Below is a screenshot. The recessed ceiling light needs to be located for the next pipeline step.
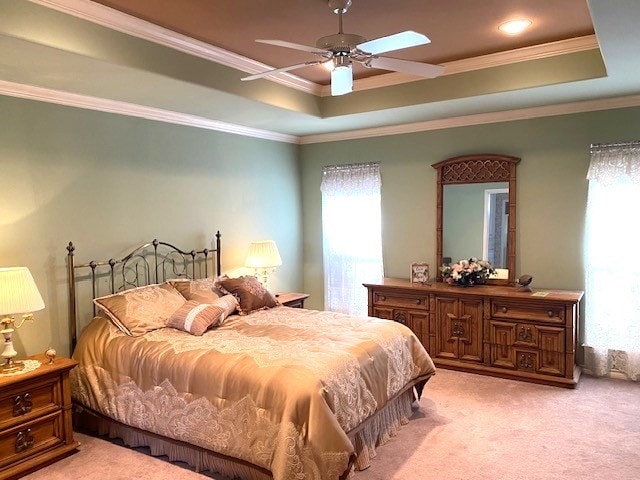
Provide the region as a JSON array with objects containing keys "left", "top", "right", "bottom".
[{"left": 498, "top": 19, "right": 532, "bottom": 35}]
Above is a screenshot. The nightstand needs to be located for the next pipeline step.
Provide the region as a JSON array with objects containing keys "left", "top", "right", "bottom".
[
  {"left": 276, "top": 293, "right": 310, "bottom": 308},
  {"left": 0, "top": 354, "right": 79, "bottom": 479}
]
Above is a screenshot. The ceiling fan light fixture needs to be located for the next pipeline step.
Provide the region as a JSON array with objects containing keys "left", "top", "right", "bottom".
[
  {"left": 331, "top": 61, "right": 353, "bottom": 96},
  {"left": 498, "top": 19, "right": 532, "bottom": 35}
]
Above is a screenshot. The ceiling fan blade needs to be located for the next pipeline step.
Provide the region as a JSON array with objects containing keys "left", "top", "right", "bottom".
[
  {"left": 256, "top": 39, "right": 327, "bottom": 56},
  {"left": 331, "top": 64, "right": 353, "bottom": 96},
  {"left": 357, "top": 31, "right": 430, "bottom": 55},
  {"left": 241, "top": 61, "right": 324, "bottom": 81},
  {"left": 366, "top": 57, "right": 444, "bottom": 78}
]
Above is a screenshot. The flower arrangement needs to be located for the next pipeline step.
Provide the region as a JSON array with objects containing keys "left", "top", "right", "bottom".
[{"left": 441, "top": 258, "right": 496, "bottom": 287}]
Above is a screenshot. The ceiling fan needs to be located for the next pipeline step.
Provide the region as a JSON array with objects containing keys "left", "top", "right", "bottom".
[{"left": 241, "top": 0, "right": 445, "bottom": 96}]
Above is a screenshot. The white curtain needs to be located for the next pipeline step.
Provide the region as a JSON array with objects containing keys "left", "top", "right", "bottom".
[
  {"left": 584, "top": 141, "right": 640, "bottom": 380},
  {"left": 321, "top": 163, "right": 383, "bottom": 315}
]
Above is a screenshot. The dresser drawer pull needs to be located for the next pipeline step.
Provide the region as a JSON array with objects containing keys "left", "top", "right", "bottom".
[
  {"left": 379, "top": 295, "right": 386, "bottom": 301},
  {"left": 13, "top": 393, "right": 33, "bottom": 417},
  {"left": 393, "top": 311, "right": 407, "bottom": 325},
  {"left": 517, "top": 327, "right": 533, "bottom": 342},
  {"left": 15, "top": 428, "right": 35, "bottom": 453},
  {"left": 452, "top": 323, "right": 465, "bottom": 337},
  {"left": 501, "top": 307, "right": 508, "bottom": 313},
  {"left": 415, "top": 299, "right": 421, "bottom": 305},
  {"left": 547, "top": 310, "right": 554, "bottom": 317},
  {"left": 517, "top": 353, "right": 535, "bottom": 370}
]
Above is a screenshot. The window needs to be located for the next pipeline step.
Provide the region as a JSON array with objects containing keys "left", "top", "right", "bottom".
[
  {"left": 321, "top": 163, "right": 383, "bottom": 315},
  {"left": 584, "top": 141, "right": 640, "bottom": 380}
]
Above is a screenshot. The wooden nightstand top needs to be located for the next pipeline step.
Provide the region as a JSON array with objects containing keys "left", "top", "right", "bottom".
[
  {"left": 276, "top": 292, "right": 310, "bottom": 308},
  {"left": 0, "top": 354, "right": 77, "bottom": 388}
]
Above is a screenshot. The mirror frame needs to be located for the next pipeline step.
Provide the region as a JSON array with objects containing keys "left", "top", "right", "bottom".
[{"left": 432, "top": 153, "right": 520, "bottom": 286}]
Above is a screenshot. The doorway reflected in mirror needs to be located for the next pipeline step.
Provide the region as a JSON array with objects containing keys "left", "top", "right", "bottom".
[{"left": 483, "top": 188, "right": 509, "bottom": 270}]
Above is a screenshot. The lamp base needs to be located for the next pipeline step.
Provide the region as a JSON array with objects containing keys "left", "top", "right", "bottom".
[{"left": 1, "top": 358, "right": 25, "bottom": 373}]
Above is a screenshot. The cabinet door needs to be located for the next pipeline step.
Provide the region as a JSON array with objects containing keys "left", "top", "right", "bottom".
[
  {"left": 435, "top": 296, "right": 483, "bottom": 363},
  {"left": 489, "top": 320, "right": 517, "bottom": 369},
  {"left": 434, "top": 297, "right": 458, "bottom": 360},
  {"left": 537, "top": 326, "right": 566, "bottom": 376},
  {"left": 407, "top": 311, "right": 429, "bottom": 350},
  {"left": 372, "top": 307, "right": 428, "bottom": 348},
  {"left": 457, "top": 298, "right": 484, "bottom": 362}
]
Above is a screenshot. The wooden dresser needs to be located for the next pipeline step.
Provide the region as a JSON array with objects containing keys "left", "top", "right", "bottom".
[
  {"left": 364, "top": 278, "right": 583, "bottom": 388},
  {"left": 0, "top": 354, "right": 79, "bottom": 479}
]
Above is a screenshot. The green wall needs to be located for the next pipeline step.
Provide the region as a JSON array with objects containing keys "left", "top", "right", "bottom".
[
  {"left": 0, "top": 96, "right": 302, "bottom": 357},
  {"left": 4, "top": 94, "right": 640, "bottom": 360},
  {"left": 300, "top": 106, "right": 640, "bottom": 313}
]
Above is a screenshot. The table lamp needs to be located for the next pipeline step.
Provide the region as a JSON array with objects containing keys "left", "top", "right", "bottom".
[
  {"left": 0, "top": 267, "right": 45, "bottom": 372},
  {"left": 245, "top": 240, "right": 282, "bottom": 289}
]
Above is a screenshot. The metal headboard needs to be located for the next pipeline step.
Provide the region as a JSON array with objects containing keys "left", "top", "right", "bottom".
[{"left": 66, "top": 231, "right": 222, "bottom": 354}]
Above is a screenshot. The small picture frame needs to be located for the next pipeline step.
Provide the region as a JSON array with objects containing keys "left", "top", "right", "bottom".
[{"left": 410, "top": 262, "right": 430, "bottom": 284}]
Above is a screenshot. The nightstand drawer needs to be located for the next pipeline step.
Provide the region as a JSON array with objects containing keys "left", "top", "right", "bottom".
[
  {"left": 491, "top": 300, "right": 565, "bottom": 324},
  {"left": 0, "top": 411, "right": 64, "bottom": 469},
  {"left": 0, "top": 376, "right": 60, "bottom": 431},
  {"left": 373, "top": 292, "right": 428, "bottom": 310}
]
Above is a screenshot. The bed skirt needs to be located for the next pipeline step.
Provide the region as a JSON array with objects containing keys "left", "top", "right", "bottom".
[{"left": 73, "top": 379, "right": 427, "bottom": 480}]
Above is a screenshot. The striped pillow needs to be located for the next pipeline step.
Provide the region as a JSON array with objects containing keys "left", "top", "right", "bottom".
[{"left": 167, "top": 294, "right": 238, "bottom": 335}]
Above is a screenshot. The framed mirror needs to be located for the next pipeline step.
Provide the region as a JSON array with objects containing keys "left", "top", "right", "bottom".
[{"left": 432, "top": 153, "right": 520, "bottom": 286}]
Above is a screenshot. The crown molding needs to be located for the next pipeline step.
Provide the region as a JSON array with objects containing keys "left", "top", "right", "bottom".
[
  {"left": 0, "top": 80, "right": 299, "bottom": 144},
  {"left": 28, "top": 0, "right": 323, "bottom": 95},
  {"left": 3, "top": 78, "right": 639, "bottom": 146},
  {"left": 3, "top": 79, "right": 639, "bottom": 146},
  {"left": 29, "top": 0, "right": 598, "bottom": 99},
  {"left": 320, "top": 35, "right": 600, "bottom": 96},
  {"left": 299, "top": 94, "right": 640, "bottom": 144}
]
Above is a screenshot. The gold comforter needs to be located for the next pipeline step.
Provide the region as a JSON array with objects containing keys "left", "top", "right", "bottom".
[{"left": 71, "top": 306, "right": 435, "bottom": 480}]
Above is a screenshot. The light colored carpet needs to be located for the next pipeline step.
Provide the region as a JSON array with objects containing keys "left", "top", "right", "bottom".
[{"left": 24, "top": 369, "right": 640, "bottom": 480}]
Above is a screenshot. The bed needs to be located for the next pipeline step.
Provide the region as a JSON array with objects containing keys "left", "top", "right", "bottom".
[{"left": 66, "top": 232, "right": 436, "bottom": 480}]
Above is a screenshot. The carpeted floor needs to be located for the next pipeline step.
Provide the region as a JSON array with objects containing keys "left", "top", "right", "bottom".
[{"left": 24, "top": 369, "right": 640, "bottom": 480}]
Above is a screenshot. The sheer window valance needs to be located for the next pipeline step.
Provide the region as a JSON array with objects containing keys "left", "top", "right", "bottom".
[
  {"left": 587, "top": 141, "right": 640, "bottom": 185},
  {"left": 321, "top": 163, "right": 382, "bottom": 196}
]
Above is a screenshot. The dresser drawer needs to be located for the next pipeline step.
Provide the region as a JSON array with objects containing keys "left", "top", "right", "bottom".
[
  {"left": 490, "top": 346, "right": 566, "bottom": 376},
  {"left": 491, "top": 300, "right": 565, "bottom": 324},
  {"left": 515, "top": 348, "right": 565, "bottom": 376},
  {"left": 489, "top": 321, "right": 565, "bottom": 353},
  {"left": 0, "top": 411, "right": 64, "bottom": 469},
  {"left": 372, "top": 291, "right": 428, "bottom": 310},
  {"left": 0, "top": 376, "right": 60, "bottom": 432}
]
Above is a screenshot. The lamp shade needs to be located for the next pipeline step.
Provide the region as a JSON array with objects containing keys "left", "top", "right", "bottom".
[
  {"left": 0, "top": 267, "right": 45, "bottom": 315},
  {"left": 245, "top": 241, "right": 282, "bottom": 269}
]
